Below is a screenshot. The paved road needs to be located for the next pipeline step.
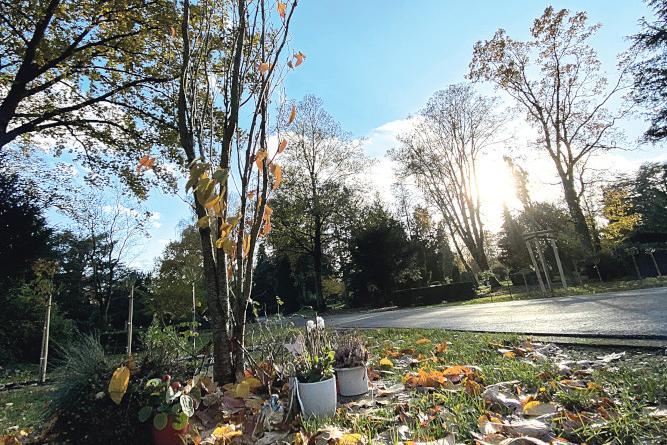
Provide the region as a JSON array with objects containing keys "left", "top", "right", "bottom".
[{"left": 325, "top": 287, "right": 667, "bottom": 339}]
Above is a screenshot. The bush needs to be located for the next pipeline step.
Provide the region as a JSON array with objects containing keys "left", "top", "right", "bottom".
[
  {"left": 392, "top": 282, "right": 476, "bottom": 307},
  {"left": 47, "top": 333, "right": 190, "bottom": 444}
]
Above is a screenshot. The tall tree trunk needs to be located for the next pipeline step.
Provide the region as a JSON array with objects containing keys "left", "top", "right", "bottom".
[
  {"left": 313, "top": 221, "right": 325, "bottom": 311},
  {"left": 560, "top": 175, "right": 594, "bottom": 254}
]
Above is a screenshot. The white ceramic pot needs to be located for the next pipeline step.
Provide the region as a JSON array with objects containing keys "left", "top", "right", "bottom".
[
  {"left": 334, "top": 366, "right": 368, "bottom": 396},
  {"left": 296, "top": 376, "right": 337, "bottom": 418}
]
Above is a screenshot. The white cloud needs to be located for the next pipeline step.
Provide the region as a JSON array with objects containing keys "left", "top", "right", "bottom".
[{"left": 149, "top": 211, "right": 162, "bottom": 229}]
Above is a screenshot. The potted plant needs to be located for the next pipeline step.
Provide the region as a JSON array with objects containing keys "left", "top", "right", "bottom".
[
  {"left": 333, "top": 335, "right": 369, "bottom": 396},
  {"left": 287, "top": 316, "right": 337, "bottom": 418},
  {"left": 137, "top": 374, "right": 198, "bottom": 445}
]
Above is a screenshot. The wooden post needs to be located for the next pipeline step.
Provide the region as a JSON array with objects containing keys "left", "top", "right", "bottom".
[
  {"left": 192, "top": 281, "right": 197, "bottom": 349},
  {"left": 126, "top": 284, "right": 134, "bottom": 357},
  {"left": 525, "top": 239, "right": 546, "bottom": 294},
  {"left": 630, "top": 252, "right": 642, "bottom": 280},
  {"left": 38, "top": 291, "right": 53, "bottom": 383},
  {"left": 647, "top": 249, "right": 662, "bottom": 277},
  {"left": 549, "top": 238, "right": 568, "bottom": 288},
  {"left": 536, "top": 244, "right": 552, "bottom": 293}
]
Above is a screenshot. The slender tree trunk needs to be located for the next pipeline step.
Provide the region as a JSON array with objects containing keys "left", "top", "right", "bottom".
[{"left": 560, "top": 174, "right": 594, "bottom": 254}]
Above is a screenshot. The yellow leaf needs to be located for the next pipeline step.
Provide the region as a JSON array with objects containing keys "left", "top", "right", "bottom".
[
  {"left": 261, "top": 204, "right": 273, "bottom": 236},
  {"left": 523, "top": 401, "right": 558, "bottom": 416},
  {"left": 435, "top": 342, "right": 449, "bottom": 353},
  {"left": 243, "top": 234, "right": 251, "bottom": 257},
  {"left": 212, "top": 424, "right": 242, "bottom": 440},
  {"left": 108, "top": 366, "right": 130, "bottom": 405},
  {"left": 503, "top": 351, "right": 517, "bottom": 359},
  {"left": 277, "top": 139, "right": 288, "bottom": 154},
  {"left": 197, "top": 216, "right": 209, "bottom": 228},
  {"left": 379, "top": 357, "right": 393, "bottom": 369},
  {"left": 415, "top": 338, "right": 430, "bottom": 345},
  {"left": 255, "top": 149, "right": 268, "bottom": 171},
  {"left": 204, "top": 194, "right": 221, "bottom": 209},
  {"left": 288, "top": 104, "right": 297, "bottom": 125},
  {"left": 242, "top": 376, "right": 263, "bottom": 390},
  {"left": 339, "top": 433, "right": 364, "bottom": 445},
  {"left": 271, "top": 164, "right": 282, "bottom": 190},
  {"left": 277, "top": 1, "right": 286, "bottom": 18}
]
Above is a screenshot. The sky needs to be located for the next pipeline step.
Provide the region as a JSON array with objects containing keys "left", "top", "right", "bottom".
[{"left": 44, "top": 0, "right": 667, "bottom": 270}]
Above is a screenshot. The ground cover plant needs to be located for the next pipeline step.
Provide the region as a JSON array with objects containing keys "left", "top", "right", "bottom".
[{"left": 1, "top": 326, "right": 666, "bottom": 444}]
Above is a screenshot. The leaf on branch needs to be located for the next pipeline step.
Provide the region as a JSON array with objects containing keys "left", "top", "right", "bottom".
[
  {"left": 197, "top": 216, "right": 209, "bottom": 228},
  {"left": 255, "top": 150, "right": 268, "bottom": 171},
  {"left": 203, "top": 194, "right": 221, "bottom": 209},
  {"left": 136, "top": 155, "right": 155, "bottom": 174},
  {"left": 258, "top": 62, "right": 271, "bottom": 74},
  {"left": 271, "top": 164, "right": 282, "bottom": 190},
  {"left": 261, "top": 204, "right": 273, "bottom": 236},
  {"left": 243, "top": 234, "right": 251, "bottom": 257},
  {"left": 295, "top": 52, "right": 306, "bottom": 67},
  {"left": 288, "top": 104, "right": 297, "bottom": 125},
  {"left": 278, "top": 139, "right": 288, "bottom": 154},
  {"left": 247, "top": 190, "right": 256, "bottom": 200},
  {"left": 277, "top": 2, "right": 287, "bottom": 18}
]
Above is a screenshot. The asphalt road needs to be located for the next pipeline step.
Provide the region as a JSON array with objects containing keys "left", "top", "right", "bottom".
[{"left": 324, "top": 287, "right": 667, "bottom": 339}]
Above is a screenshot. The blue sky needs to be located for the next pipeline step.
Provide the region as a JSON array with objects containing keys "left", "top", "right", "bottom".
[{"left": 45, "top": 0, "right": 666, "bottom": 270}]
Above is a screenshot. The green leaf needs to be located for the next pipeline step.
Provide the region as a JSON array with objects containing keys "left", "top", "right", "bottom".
[
  {"left": 197, "top": 216, "right": 209, "bottom": 228},
  {"left": 145, "top": 378, "right": 161, "bottom": 388},
  {"left": 153, "top": 412, "right": 168, "bottom": 431},
  {"left": 171, "top": 411, "right": 188, "bottom": 431},
  {"left": 212, "top": 167, "right": 229, "bottom": 184},
  {"left": 138, "top": 406, "right": 152, "bottom": 422}
]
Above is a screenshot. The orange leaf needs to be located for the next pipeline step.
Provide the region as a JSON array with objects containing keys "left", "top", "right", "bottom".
[
  {"left": 136, "top": 155, "right": 155, "bottom": 174},
  {"left": 255, "top": 150, "right": 268, "bottom": 171},
  {"left": 294, "top": 51, "right": 306, "bottom": 67},
  {"left": 277, "top": 1, "right": 286, "bottom": 18},
  {"left": 415, "top": 338, "right": 430, "bottom": 345},
  {"left": 287, "top": 104, "right": 297, "bottom": 125},
  {"left": 261, "top": 204, "right": 273, "bottom": 236},
  {"left": 271, "top": 164, "right": 282, "bottom": 190},
  {"left": 247, "top": 190, "right": 256, "bottom": 200},
  {"left": 435, "top": 342, "right": 449, "bottom": 354},
  {"left": 277, "top": 139, "right": 288, "bottom": 154},
  {"left": 243, "top": 234, "right": 250, "bottom": 257},
  {"left": 258, "top": 62, "right": 271, "bottom": 74}
]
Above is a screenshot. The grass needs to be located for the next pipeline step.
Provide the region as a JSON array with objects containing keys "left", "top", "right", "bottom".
[
  {"left": 2, "top": 328, "right": 666, "bottom": 443},
  {"left": 458, "top": 276, "right": 667, "bottom": 306}
]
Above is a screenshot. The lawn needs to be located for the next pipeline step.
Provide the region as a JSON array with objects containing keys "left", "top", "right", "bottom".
[
  {"left": 2, "top": 328, "right": 666, "bottom": 444},
  {"left": 459, "top": 276, "right": 667, "bottom": 307}
]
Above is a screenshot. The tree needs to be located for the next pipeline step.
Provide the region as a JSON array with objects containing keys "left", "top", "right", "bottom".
[
  {"left": 392, "top": 84, "right": 502, "bottom": 272},
  {"left": 271, "top": 95, "right": 367, "bottom": 310},
  {"left": 150, "top": 225, "right": 204, "bottom": 322},
  {"left": 0, "top": 165, "right": 53, "bottom": 289},
  {"left": 176, "top": 0, "right": 298, "bottom": 382},
  {"left": 346, "top": 200, "right": 417, "bottom": 308},
  {"left": 470, "top": 6, "right": 630, "bottom": 255},
  {"left": 498, "top": 205, "right": 530, "bottom": 271},
  {"left": 629, "top": 162, "right": 667, "bottom": 236},
  {"left": 0, "top": 0, "right": 178, "bottom": 178},
  {"left": 600, "top": 184, "right": 641, "bottom": 249},
  {"left": 631, "top": 0, "right": 667, "bottom": 141}
]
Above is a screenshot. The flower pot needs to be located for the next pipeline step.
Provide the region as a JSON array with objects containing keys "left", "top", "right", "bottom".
[
  {"left": 334, "top": 366, "right": 368, "bottom": 396},
  {"left": 296, "top": 376, "right": 337, "bottom": 418},
  {"left": 151, "top": 416, "right": 189, "bottom": 445}
]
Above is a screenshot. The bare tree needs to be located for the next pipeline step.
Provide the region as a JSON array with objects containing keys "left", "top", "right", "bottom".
[
  {"left": 271, "top": 95, "right": 367, "bottom": 311},
  {"left": 392, "top": 84, "right": 502, "bottom": 272},
  {"left": 176, "top": 0, "right": 298, "bottom": 382},
  {"left": 469, "top": 6, "right": 631, "bottom": 254}
]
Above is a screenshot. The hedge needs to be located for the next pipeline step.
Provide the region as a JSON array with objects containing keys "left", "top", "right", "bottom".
[{"left": 392, "top": 282, "right": 476, "bottom": 307}]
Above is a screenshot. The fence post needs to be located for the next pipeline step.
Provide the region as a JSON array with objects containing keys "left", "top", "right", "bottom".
[{"left": 126, "top": 284, "right": 134, "bottom": 357}]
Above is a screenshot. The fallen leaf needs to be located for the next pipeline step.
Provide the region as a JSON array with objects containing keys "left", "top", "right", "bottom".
[
  {"left": 522, "top": 401, "right": 558, "bottom": 417},
  {"left": 379, "top": 357, "right": 394, "bottom": 369},
  {"left": 108, "top": 366, "right": 130, "bottom": 405},
  {"left": 416, "top": 338, "right": 431, "bottom": 345}
]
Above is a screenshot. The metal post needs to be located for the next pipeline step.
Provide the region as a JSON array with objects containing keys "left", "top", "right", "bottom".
[
  {"left": 549, "top": 238, "right": 568, "bottom": 288},
  {"left": 525, "top": 239, "right": 546, "bottom": 294},
  {"left": 536, "top": 243, "right": 552, "bottom": 293},
  {"left": 192, "top": 281, "right": 197, "bottom": 349},
  {"left": 38, "top": 291, "right": 53, "bottom": 383},
  {"left": 127, "top": 284, "right": 134, "bottom": 357}
]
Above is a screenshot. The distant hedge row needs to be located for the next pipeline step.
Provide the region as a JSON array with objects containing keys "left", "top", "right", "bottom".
[{"left": 392, "top": 282, "right": 476, "bottom": 307}]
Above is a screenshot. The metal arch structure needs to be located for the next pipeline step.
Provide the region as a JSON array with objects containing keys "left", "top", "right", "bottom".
[{"left": 522, "top": 230, "right": 568, "bottom": 295}]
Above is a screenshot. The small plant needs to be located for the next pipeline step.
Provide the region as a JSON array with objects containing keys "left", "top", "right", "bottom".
[
  {"left": 287, "top": 316, "right": 334, "bottom": 383},
  {"left": 137, "top": 374, "right": 199, "bottom": 432},
  {"left": 333, "top": 335, "right": 369, "bottom": 369}
]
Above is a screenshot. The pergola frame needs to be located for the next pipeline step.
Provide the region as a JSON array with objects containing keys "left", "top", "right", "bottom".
[{"left": 523, "top": 230, "right": 567, "bottom": 294}]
